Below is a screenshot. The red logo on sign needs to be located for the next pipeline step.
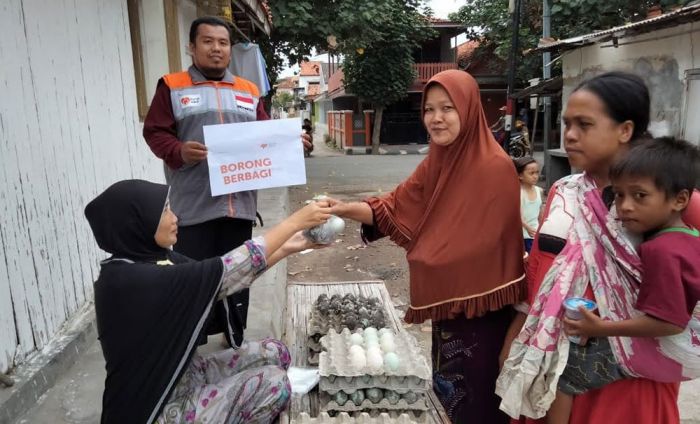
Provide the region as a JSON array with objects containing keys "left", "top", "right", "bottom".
[{"left": 180, "top": 97, "right": 190, "bottom": 105}]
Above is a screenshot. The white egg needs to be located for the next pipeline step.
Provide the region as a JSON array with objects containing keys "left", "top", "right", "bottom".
[
  {"left": 349, "top": 333, "right": 364, "bottom": 346},
  {"left": 384, "top": 352, "right": 400, "bottom": 371},
  {"left": 327, "top": 215, "right": 346, "bottom": 234},
  {"left": 349, "top": 345, "right": 364, "bottom": 356},
  {"left": 380, "top": 337, "right": 396, "bottom": 353},
  {"left": 377, "top": 328, "right": 393, "bottom": 337},
  {"left": 366, "top": 350, "right": 384, "bottom": 369},
  {"left": 350, "top": 349, "right": 367, "bottom": 369},
  {"left": 366, "top": 346, "right": 382, "bottom": 358},
  {"left": 363, "top": 327, "right": 378, "bottom": 340},
  {"left": 379, "top": 332, "right": 394, "bottom": 343},
  {"left": 364, "top": 338, "right": 379, "bottom": 349}
]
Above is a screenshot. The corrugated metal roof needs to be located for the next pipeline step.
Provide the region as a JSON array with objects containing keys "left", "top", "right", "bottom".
[{"left": 526, "top": 2, "right": 700, "bottom": 55}]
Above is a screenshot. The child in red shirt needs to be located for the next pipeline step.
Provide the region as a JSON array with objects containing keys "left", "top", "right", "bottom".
[{"left": 548, "top": 136, "right": 700, "bottom": 424}]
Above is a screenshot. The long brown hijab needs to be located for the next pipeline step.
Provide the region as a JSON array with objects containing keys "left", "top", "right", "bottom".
[{"left": 365, "top": 70, "right": 525, "bottom": 323}]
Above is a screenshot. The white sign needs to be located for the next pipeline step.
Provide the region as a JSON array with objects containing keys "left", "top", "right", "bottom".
[{"left": 204, "top": 118, "right": 306, "bottom": 196}]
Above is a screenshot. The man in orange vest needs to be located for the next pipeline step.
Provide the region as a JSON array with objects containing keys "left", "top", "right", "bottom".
[{"left": 143, "top": 16, "right": 311, "bottom": 347}]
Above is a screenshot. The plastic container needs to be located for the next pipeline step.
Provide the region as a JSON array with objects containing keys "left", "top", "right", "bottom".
[{"left": 562, "top": 297, "right": 597, "bottom": 344}]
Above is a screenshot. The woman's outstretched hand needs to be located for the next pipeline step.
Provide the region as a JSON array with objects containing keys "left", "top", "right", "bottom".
[
  {"left": 326, "top": 197, "right": 347, "bottom": 217},
  {"left": 281, "top": 231, "right": 329, "bottom": 254},
  {"left": 327, "top": 197, "right": 374, "bottom": 225},
  {"left": 288, "top": 200, "right": 332, "bottom": 231}
]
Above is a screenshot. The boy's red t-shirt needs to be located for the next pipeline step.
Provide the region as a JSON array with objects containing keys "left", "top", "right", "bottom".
[{"left": 637, "top": 229, "right": 700, "bottom": 328}]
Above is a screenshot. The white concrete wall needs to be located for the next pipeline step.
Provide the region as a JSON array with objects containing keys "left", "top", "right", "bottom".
[
  {"left": 177, "top": 0, "right": 197, "bottom": 72},
  {"left": 561, "top": 22, "right": 700, "bottom": 141},
  {"left": 139, "top": 0, "right": 171, "bottom": 102},
  {"left": 0, "top": 0, "right": 162, "bottom": 373}
]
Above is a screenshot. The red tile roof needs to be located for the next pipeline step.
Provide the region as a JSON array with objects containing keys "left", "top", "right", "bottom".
[
  {"left": 300, "top": 61, "right": 322, "bottom": 76},
  {"left": 276, "top": 76, "right": 298, "bottom": 90},
  {"left": 457, "top": 40, "right": 480, "bottom": 62},
  {"left": 456, "top": 40, "right": 506, "bottom": 75}
]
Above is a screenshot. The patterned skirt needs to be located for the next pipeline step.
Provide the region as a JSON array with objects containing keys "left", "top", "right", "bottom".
[
  {"left": 432, "top": 308, "right": 513, "bottom": 424},
  {"left": 156, "top": 338, "right": 292, "bottom": 423}
]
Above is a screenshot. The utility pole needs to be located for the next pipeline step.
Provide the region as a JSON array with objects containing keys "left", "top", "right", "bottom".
[
  {"left": 505, "top": 0, "right": 522, "bottom": 141},
  {"left": 543, "top": 0, "right": 552, "bottom": 163}
]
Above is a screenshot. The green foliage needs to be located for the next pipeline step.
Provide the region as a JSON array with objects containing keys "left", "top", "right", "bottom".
[
  {"left": 343, "top": 45, "right": 417, "bottom": 107},
  {"left": 449, "top": 0, "right": 690, "bottom": 82},
  {"left": 272, "top": 91, "right": 294, "bottom": 109},
  {"left": 270, "top": 0, "right": 435, "bottom": 106}
]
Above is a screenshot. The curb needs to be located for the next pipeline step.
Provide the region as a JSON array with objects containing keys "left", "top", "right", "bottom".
[
  {"left": 0, "top": 305, "right": 96, "bottom": 424},
  {"left": 244, "top": 186, "right": 290, "bottom": 341}
]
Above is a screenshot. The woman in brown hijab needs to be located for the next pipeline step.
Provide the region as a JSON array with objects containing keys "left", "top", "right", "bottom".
[{"left": 329, "top": 70, "right": 525, "bottom": 423}]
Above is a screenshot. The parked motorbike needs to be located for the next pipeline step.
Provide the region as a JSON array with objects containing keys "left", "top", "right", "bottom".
[
  {"left": 507, "top": 132, "right": 530, "bottom": 159},
  {"left": 492, "top": 129, "right": 531, "bottom": 159}
]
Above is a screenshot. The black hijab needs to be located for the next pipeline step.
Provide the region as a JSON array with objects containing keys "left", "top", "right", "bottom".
[{"left": 85, "top": 180, "right": 224, "bottom": 424}]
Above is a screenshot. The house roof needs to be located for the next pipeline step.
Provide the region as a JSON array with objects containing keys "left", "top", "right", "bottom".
[
  {"left": 456, "top": 40, "right": 507, "bottom": 77},
  {"left": 457, "top": 40, "right": 480, "bottom": 62},
  {"left": 527, "top": 2, "right": 700, "bottom": 55},
  {"left": 275, "top": 76, "right": 298, "bottom": 90},
  {"left": 511, "top": 76, "right": 563, "bottom": 99},
  {"left": 235, "top": 0, "right": 272, "bottom": 35},
  {"left": 300, "top": 61, "right": 322, "bottom": 76}
]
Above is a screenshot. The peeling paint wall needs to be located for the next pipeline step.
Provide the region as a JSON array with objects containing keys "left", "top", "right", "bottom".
[
  {"left": 0, "top": 0, "right": 162, "bottom": 372},
  {"left": 561, "top": 22, "right": 700, "bottom": 141}
]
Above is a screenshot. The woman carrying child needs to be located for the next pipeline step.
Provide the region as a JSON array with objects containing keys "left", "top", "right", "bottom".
[
  {"left": 496, "top": 71, "right": 700, "bottom": 424},
  {"left": 547, "top": 136, "right": 700, "bottom": 423}
]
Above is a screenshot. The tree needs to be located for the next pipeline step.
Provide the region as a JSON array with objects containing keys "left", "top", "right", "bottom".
[
  {"left": 449, "top": 0, "right": 689, "bottom": 83},
  {"left": 272, "top": 91, "right": 294, "bottom": 111},
  {"left": 269, "top": 0, "right": 435, "bottom": 153}
]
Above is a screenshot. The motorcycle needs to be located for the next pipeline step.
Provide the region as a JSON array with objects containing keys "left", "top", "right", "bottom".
[
  {"left": 507, "top": 132, "right": 530, "bottom": 159},
  {"left": 492, "top": 129, "right": 531, "bottom": 159}
]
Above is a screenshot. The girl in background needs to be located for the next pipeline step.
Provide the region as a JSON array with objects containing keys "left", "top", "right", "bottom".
[{"left": 514, "top": 157, "right": 543, "bottom": 252}]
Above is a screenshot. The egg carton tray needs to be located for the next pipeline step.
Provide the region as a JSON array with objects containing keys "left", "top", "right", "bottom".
[
  {"left": 308, "top": 294, "right": 387, "bottom": 336},
  {"left": 308, "top": 311, "right": 387, "bottom": 337},
  {"left": 291, "top": 411, "right": 426, "bottom": 424},
  {"left": 319, "top": 376, "right": 430, "bottom": 395},
  {"left": 319, "top": 329, "right": 431, "bottom": 380},
  {"left": 319, "top": 391, "right": 429, "bottom": 413}
]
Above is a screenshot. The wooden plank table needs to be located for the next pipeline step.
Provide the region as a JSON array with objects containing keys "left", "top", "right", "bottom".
[{"left": 280, "top": 280, "right": 450, "bottom": 423}]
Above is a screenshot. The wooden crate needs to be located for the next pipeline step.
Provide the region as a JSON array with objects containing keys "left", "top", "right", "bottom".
[{"left": 280, "top": 280, "right": 450, "bottom": 424}]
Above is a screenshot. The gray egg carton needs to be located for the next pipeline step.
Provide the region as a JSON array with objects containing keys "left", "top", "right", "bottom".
[
  {"left": 319, "top": 391, "right": 429, "bottom": 412},
  {"left": 319, "top": 329, "right": 431, "bottom": 379},
  {"left": 291, "top": 411, "right": 425, "bottom": 424},
  {"left": 308, "top": 294, "right": 387, "bottom": 337},
  {"left": 320, "top": 375, "right": 429, "bottom": 395}
]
